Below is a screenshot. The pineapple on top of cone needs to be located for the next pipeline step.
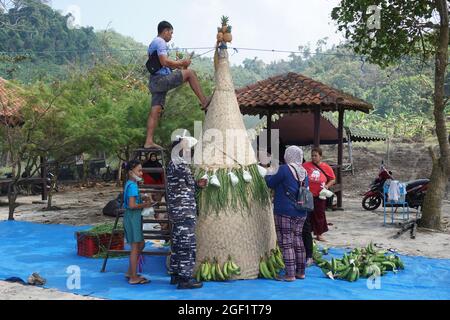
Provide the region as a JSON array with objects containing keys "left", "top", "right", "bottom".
[{"left": 217, "top": 15, "right": 232, "bottom": 44}]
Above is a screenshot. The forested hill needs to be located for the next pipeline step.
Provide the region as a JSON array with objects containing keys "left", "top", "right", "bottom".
[
  {"left": 0, "top": 0, "right": 146, "bottom": 82},
  {"left": 0, "top": 0, "right": 444, "bottom": 123}
]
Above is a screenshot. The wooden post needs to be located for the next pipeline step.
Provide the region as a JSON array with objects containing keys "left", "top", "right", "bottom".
[
  {"left": 257, "top": 113, "right": 263, "bottom": 154},
  {"left": 40, "top": 156, "right": 48, "bottom": 201},
  {"left": 267, "top": 110, "right": 272, "bottom": 154},
  {"left": 347, "top": 132, "right": 354, "bottom": 175},
  {"left": 337, "top": 106, "right": 344, "bottom": 209},
  {"left": 314, "top": 108, "right": 321, "bottom": 147}
]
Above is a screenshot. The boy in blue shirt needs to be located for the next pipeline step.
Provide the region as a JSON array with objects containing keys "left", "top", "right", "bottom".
[{"left": 145, "top": 21, "right": 211, "bottom": 149}]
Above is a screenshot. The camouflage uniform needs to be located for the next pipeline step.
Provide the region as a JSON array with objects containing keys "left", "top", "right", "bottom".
[{"left": 166, "top": 159, "right": 197, "bottom": 278}]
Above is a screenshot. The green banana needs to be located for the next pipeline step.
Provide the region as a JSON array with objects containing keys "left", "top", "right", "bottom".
[
  {"left": 361, "top": 265, "right": 369, "bottom": 278},
  {"left": 274, "top": 254, "right": 285, "bottom": 269},
  {"left": 394, "top": 256, "right": 405, "bottom": 270},
  {"left": 270, "top": 252, "right": 279, "bottom": 269},
  {"left": 336, "top": 266, "right": 352, "bottom": 280},
  {"left": 215, "top": 260, "right": 226, "bottom": 281},
  {"left": 259, "top": 258, "right": 273, "bottom": 279},
  {"left": 201, "top": 262, "right": 209, "bottom": 280},
  {"left": 331, "top": 258, "right": 338, "bottom": 273},
  {"left": 347, "top": 265, "right": 359, "bottom": 282},
  {"left": 229, "top": 259, "right": 240, "bottom": 274},
  {"left": 205, "top": 261, "right": 212, "bottom": 281},
  {"left": 321, "top": 268, "right": 334, "bottom": 279},
  {"left": 211, "top": 261, "right": 217, "bottom": 281},
  {"left": 196, "top": 268, "right": 202, "bottom": 282},
  {"left": 381, "top": 261, "right": 397, "bottom": 272},
  {"left": 266, "top": 254, "right": 277, "bottom": 278},
  {"left": 223, "top": 261, "right": 230, "bottom": 279}
]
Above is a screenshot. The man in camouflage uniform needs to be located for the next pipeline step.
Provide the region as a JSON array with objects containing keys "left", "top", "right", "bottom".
[{"left": 166, "top": 136, "right": 205, "bottom": 290}]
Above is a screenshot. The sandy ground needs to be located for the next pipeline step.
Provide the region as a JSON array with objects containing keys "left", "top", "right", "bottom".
[
  {"left": 0, "top": 282, "right": 100, "bottom": 300},
  {"left": 0, "top": 143, "right": 449, "bottom": 299}
]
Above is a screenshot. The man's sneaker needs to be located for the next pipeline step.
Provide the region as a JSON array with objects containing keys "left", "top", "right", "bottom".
[{"left": 177, "top": 277, "right": 203, "bottom": 290}]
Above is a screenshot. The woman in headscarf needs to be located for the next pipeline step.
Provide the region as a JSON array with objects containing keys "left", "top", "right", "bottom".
[
  {"left": 265, "top": 146, "right": 309, "bottom": 282},
  {"left": 142, "top": 153, "right": 164, "bottom": 186}
]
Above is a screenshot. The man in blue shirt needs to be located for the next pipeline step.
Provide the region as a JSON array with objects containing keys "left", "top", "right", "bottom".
[{"left": 145, "top": 21, "right": 211, "bottom": 149}]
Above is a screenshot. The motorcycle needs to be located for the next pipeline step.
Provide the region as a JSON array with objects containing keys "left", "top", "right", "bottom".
[
  {"left": 362, "top": 164, "right": 429, "bottom": 211},
  {"left": 30, "top": 172, "right": 58, "bottom": 195}
]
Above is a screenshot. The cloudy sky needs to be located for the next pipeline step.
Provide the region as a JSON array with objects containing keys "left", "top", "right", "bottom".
[{"left": 50, "top": 0, "right": 345, "bottom": 65}]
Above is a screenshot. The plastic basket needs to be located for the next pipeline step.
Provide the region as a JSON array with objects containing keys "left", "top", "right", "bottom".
[{"left": 76, "top": 231, "right": 124, "bottom": 257}]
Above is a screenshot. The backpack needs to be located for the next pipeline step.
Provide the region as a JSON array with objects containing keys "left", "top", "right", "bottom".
[
  {"left": 102, "top": 193, "right": 123, "bottom": 217},
  {"left": 283, "top": 165, "right": 315, "bottom": 213},
  {"left": 145, "top": 51, "right": 163, "bottom": 75}
]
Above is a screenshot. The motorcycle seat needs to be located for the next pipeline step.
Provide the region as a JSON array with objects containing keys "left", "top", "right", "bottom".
[{"left": 406, "top": 179, "right": 430, "bottom": 190}]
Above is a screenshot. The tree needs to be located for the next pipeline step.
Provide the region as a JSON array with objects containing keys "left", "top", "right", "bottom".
[
  {"left": 0, "top": 79, "right": 64, "bottom": 220},
  {"left": 331, "top": 0, "right": 450, "bottom": 229}
]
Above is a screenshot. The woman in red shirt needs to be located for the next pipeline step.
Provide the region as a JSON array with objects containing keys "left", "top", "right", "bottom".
[{"left": 303, "top": 147, "right": 336, "bottom": 242}]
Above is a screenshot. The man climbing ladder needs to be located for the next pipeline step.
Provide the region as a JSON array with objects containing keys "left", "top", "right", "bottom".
[{"left": 145, "top": 21, "right": 211, "bottom": 149}]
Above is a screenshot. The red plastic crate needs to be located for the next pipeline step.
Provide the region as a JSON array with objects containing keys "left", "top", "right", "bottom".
[{"left": 76, "top": 231, "right": 124, "bottom": 257}]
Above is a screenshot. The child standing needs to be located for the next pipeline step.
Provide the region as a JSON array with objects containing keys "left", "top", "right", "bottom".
[{"left": 123, "top": 160, "right": 152, "bottom": 285}]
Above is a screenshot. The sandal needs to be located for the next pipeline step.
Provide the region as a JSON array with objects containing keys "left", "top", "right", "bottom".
[
  {"left": 275, "top": 275, "right": 296, "bottom": 282},
  {"left": 296, "top": 274, "right": 306, "bottom": 280},
  {"left": 129, "top": 277, "right": 151, "bottom": 285}
]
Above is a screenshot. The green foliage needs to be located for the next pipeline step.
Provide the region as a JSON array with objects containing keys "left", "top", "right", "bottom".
[
  {"left": 330, "top": 0, "right": 437, "bottom": 67},
  {"left": 195, "top": 164, "right": 270, "bottom": 215},
  {"left": 80, "top": 222, "right": 124, "bottom": 236}
]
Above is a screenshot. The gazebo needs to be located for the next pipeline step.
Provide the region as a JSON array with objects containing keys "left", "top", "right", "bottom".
[
  {"left": 0, "top": 77, "right": 47, "bottom": 201},
  {"left": 236, "top": 72, "right": 373, "bottom": 209}
]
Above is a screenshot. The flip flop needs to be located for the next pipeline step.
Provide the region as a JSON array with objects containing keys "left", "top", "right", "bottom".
[
  {"left": 129, "top": 277, "right": 151, "bottom": 285},
  {"left": 143, "top": 144, "right": 163, "bottom": 150},
  {"left": 296, "top": 274, "right": 306, "bottom": 280}
]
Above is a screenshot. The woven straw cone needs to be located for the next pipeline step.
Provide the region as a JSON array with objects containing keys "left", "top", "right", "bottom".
[
  {"left": 194, "top": 49, "right": 256, "bottom": 170},
  {"left": 194, "top": 48, "right": 277, "bottom": 279}
]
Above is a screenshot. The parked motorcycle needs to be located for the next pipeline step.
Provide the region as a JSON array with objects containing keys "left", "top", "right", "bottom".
[
  {"left": 30, "top": 172, "right": 58, "bottom": 195},
  {"left": 362, "top": 164, "right": 429, "bottom": 211}
]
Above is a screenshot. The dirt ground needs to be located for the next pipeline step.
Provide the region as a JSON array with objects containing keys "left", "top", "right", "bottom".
[{"left": 0, "top": 142, "right": 449, "bottom": 299}]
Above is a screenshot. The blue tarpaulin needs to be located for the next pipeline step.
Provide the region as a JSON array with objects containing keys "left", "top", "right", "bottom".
[{"left": 0, "top": 221, "right": 449, "bottom": 300}]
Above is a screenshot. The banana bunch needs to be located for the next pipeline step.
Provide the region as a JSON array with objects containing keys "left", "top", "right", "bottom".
[
  {"left": 259, "top": 246, "right": 285, "bottom": 279},
  {"left": 316, "top": 242, "right": 405, "bottom": 283},
  {"left": 195, "top": 256, "right": 241, "bottom": 282}
]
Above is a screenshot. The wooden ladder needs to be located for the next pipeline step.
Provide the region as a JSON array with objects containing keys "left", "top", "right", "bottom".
[{"left": 101, "top": 148, "right": 171, "bottom": 273}]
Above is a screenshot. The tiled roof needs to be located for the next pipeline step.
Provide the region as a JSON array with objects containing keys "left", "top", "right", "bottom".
[
  {"left": 236, "top": 72, "right": 373, "bottom": 114},
  {"left": 0, "top": 77, "right": 24, "bottom": 122}
]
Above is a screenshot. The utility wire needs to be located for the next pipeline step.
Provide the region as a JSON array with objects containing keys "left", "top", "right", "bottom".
[{"left": 0, "top": 46, "right": 366, "bottom": 59}]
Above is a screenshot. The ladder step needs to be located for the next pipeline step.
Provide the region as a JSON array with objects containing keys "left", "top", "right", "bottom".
[
  {"left": 144, "top": 234, "right": 171, "bottom": 239},
  {"left": 140, "top": 188, "right": 166, "bottom": 194},
  {"left": 142, "top": 168, "right": 165, "bottom": 174},
  {"left": 143, "top": 219, "right": 169, "bottom": 224},
  {"left": 143, "top": 230, "right": 171, "bottom": 236},
  {"left": 107, "top": 250, "right": 170, "bottom": 256},
  {"left": 141, "top": 184, "right": 165, "bottom": 189},
  {"left": 134, "top": 148, "right": 166, "bottom": 153}
]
